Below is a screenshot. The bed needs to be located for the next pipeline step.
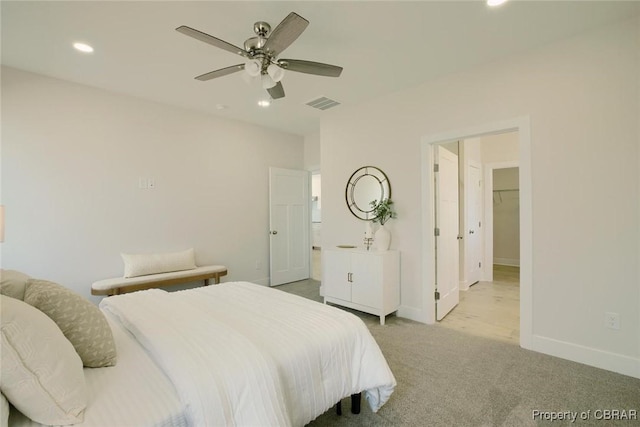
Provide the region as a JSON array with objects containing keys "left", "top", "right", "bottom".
[{"left": 3, "top": 278, "right": 396, "bottom": 427}]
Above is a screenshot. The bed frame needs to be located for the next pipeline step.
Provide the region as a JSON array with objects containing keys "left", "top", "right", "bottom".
[{"left": 336, "top": 393, "right": 362, "bottom": 415}]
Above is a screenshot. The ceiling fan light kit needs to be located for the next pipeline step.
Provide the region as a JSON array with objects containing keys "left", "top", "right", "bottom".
[
  {"left": 267, "top": 63, "right": 285, "bottom": 82},
  {"left": 261, "top": 74, "right": 277, "bottom": 89},
  {"left": 176, "top": 12, "right": 343, "bottom": 100},
  {"left": 244, "top": 59, "right": 262, "bottom": 77}
]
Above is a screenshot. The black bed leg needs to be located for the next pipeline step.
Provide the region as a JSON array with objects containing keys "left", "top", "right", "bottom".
[
  {"left": 351, "top": 393, "right": 361, "bottom": 414},
  {"left": 336, "top": 400, "right": 342, "bottom": 415}
]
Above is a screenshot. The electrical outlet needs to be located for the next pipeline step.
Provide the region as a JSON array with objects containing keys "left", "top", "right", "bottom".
[
  {"left": 138, "top": 177, "right": 147, "bottom": 189},
  {"left": 605, "top": 312, "right": 620, "bottom": 330},
  {"left": 148, "top": 178, "right": 155, "bottom": 189}
]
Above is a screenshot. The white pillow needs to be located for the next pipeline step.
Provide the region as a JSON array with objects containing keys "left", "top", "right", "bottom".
[
  {"left": 121, "top": 248, "right": 197, "bottom": 278},
  {"left": 0, "top": 296, "right": 86, "bottom": 425},
  {"left": 1, "top": 393, "right": 8, "bottom": 427}
]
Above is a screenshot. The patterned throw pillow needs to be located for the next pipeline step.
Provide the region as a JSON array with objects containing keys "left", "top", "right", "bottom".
[{"left": 24, "top": 279, "right": 117, "bottom": 368}]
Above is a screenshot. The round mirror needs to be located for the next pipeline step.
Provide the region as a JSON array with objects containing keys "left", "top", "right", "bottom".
[{"left": 345, "top": 166, "right": 391, "bottom": 220}]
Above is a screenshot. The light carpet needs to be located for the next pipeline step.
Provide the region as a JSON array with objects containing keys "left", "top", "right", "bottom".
[{"left": 275, "top": 279, "right": 640, "bottom": 427}]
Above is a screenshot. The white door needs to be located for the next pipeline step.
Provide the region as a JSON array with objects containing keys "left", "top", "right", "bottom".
[
  {"left": 435, "top": 146, "right": 460, "bottom": 320},
  {"left": 466, "top": 161, "right": 483, "bottom": 285},
  {"left": 269, "top": 167, "right": 310, "bottom": 286}
]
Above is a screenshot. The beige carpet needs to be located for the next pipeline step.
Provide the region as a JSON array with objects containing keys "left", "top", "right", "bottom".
[{"left": 275, "top": 279, "right": 640, "bottom": 426}]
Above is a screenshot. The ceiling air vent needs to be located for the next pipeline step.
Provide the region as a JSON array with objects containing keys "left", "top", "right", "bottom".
[{"left": 306, "top": 96, "right": 341, "bottom": 111}]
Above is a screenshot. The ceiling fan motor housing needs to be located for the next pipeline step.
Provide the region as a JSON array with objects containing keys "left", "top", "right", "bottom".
[{"left": 253, "top": 21, "right": 271, "bottom": 37}]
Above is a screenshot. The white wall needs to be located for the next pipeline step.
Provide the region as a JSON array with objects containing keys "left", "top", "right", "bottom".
[
  {"left": 304, "top": 132, "right": 320, "bottom": 171},
  {"left": 481, "top": 132, "right": 519, "bottom": 163},
  {"left": 321, "top": 17, "right": 639, "bottom": 377},
  {"left": 1, "top": 67, "right": 304, "bottom": 302}
]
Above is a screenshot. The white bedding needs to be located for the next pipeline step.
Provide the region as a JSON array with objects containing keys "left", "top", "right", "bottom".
[
  {"left": 100, "top": 281, "right": 396, "bottom": 427},
  {"left": 9, "top": 315, "right": 187, "bottom": 427}
]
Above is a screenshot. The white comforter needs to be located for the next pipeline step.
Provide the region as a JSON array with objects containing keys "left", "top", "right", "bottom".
[{"left": 100, "top": 281, "right": 396, "bottom": 427}]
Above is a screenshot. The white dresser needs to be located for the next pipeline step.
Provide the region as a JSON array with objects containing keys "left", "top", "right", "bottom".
[{"left": 322, "top": 248, "right": 400, "bottom": 325}]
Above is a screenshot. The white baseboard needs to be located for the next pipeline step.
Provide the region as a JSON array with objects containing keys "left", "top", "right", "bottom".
[
  {"left": 397, "top": 305, "right": 431, "bottom": 324},
  {"left": 252, "top": 276, "right": 270, "bottom": 286},
  {"left": 494, "top": 257, "right": 520, "bottom": 267},
  {"left": 532, "top": 335, "right": 640, "bottom": 379}
]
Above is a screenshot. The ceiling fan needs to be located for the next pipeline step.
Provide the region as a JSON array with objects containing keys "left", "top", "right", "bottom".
[{"left": 176, "top": 12, "right": 343, "bottom": 100}]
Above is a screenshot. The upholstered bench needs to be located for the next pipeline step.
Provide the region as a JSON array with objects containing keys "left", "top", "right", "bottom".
[{"left": 91, "top": 265, "right": 228, "bottom": 296}]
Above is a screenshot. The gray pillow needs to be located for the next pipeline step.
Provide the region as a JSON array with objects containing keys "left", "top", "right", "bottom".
[
  {"left": 0, "top": 270, "right": 31, "bottom": 300},
  {"left": 24, "top": 279, "right": 117, "bottom": 368}
]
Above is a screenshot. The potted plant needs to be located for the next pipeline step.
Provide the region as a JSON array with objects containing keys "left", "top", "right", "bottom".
[
  {"left": 370, "top": 198, "right": 397, "bottom": 225},
  {"left": 370, "top": 198, "right": 397, "bottom": 250}
]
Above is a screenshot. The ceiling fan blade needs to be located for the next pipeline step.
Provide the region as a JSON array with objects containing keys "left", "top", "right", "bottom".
[
  {"left": 195, "top": 64, "right": 245, "bottom": 81},
  {"left": 267, "top": 81, "right": 285, "bottom": 99},
  {"left": 279, "top": 59, "right": 343, "bottom": 77},
  {"left": 176, "top": 25, "right": 247, "bottom": 57},
  {"left": 263, "top": 12, "right": 309, "bottom": 57}
]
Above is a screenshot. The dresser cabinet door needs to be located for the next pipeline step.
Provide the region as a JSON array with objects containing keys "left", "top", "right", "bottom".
[
  {"left": 350, "top": 252, "right": 383, "bottom": 309},
  {"left": 322, "top": 249, "right": 351, "bottom": 301}
]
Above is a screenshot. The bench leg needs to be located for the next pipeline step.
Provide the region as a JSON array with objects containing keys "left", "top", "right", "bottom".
[{"left": 336, "top": 400, "right": 342, "bottom": 416}]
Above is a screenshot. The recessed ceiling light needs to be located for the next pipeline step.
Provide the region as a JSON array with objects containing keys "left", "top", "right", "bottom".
[
  {"left": 257, "top": 99, "right": 271, "bottom": 108},
  {"left": 487, "top": 0, "right": 508, "bottom": 6},
  {"left": 73, "top": 42, "right": 94, "bottom": 53}
]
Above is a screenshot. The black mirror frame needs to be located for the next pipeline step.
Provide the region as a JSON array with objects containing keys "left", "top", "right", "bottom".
[{"left": 345, "top": 166, "right": 391, "bottom": 221}]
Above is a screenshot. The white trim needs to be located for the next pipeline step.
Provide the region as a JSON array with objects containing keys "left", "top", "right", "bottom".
[
  {"left": 493, "top": 258, "right": 520, "bottom": 267},
  {"left": 420, "top": 142, "right": 437, "bottom": 324},
  {"left": 532, "top": 335, "right": 640, "bottom": 379},
  {"left": 397, "top": 305, "right": 427, "bottom": 323},
  {"left": 421, "top": 116, "right": 532, "bottom": 348}
]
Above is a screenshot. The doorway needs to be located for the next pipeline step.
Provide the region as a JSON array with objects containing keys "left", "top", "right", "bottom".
[
  {"left": 435, "top": 133, "right": 521, "bottom": 343},
  {"left": 420, "top": 117, "right": 532, "bottom": 349}
]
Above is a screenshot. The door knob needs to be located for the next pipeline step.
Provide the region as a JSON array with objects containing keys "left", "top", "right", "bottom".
[
  {"left": 469, "top": 230, "right": 474, "bottom": 234},
  {"left": 270, "top": 230, "right": 278, "bottom": 235}
]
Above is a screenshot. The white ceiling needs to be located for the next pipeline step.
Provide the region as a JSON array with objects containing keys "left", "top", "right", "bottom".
[{"left": 2, "top": 1, "right": 638, "bottom": 136}]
